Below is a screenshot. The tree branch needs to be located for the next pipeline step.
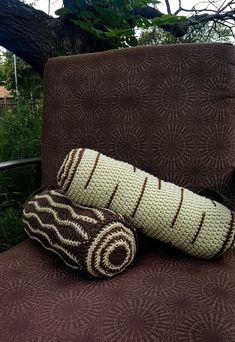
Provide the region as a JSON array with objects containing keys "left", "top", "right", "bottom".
[
  {"left": 165, "top": 0, "right": 172, "bottom": 15},
  {"left": 0, "top": 0, "right": 112, "bottom": 74},
  {"left": 0, "top": 0, "right": 59, "bottom": 74},
  {"left": 139, "top": 2, "right": 235, "bottom": 37}
]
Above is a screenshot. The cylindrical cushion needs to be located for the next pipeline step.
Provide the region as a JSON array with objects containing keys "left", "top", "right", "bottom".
[
  {"left": 23, "top": 189, "right": 137, "bottom": 278},
  {"left": 58, "top": 148, "right": 235, "bottom": 260}
]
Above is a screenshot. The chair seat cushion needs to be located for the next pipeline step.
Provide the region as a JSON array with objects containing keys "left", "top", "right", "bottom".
[{"left": 1, "top": 237, "right": 235, "bottom": 341}]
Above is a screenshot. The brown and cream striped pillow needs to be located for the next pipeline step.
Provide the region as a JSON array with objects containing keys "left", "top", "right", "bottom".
[
  {"left": 58, "top": 148, "right": 235, "bottom": 260},
  {"left": 23, "top": 189, "right": 137, "bottom": 278}
]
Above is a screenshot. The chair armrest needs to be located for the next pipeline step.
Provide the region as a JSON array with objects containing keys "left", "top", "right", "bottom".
[{"left": 0, "top": 157, "right": 41, "bottom": 171}]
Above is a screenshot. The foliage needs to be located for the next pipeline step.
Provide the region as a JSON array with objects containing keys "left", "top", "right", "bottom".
[
  {"left": 139, "top": 21, "right": 234, "bottom": 45},
  {"left": 0, "top": 98, "right": 42, "bottom": 252},
  {"left": 56, "top": 0, "right": 186, "bottom": 48},
  {"left": 0, "top": 56, "right": 5, "bottom": 85},
  {"left": 1, "top": 51, "right": 43, "bottom": 99},
  {"left": 0, "top": 205, "right": 26, "bottom": 252}
]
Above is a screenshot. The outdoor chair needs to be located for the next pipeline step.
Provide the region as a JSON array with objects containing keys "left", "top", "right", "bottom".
[{"left": 0, "top": 42, "right": 235, "bottom": 341}]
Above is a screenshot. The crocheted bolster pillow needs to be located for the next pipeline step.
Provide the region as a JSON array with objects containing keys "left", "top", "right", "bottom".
[
  {"left": 23, "top": 189, "right": 137, "bottom": 278},
  {"left": 58, "top": 148, "right": 235, "bottom": 260}
]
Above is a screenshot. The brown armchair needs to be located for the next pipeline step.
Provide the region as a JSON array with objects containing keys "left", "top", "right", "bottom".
[{"left": 0, "top": 43, "right": 235, "bottom": 341}]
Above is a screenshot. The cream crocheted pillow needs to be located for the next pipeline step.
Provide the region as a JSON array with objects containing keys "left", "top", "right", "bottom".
[
  {"left": 23, "top": 189, "right": 137, "bottom": 278},
  {"left": 58, "top": 148, "right": 235, "bottom": 260}
]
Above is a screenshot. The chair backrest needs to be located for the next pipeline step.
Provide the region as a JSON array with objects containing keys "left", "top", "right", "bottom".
[{"left": 42, "top": 43, "right": 235, "bottom": 210}]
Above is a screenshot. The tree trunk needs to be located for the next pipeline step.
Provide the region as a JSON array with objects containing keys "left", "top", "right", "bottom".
[
  {"left": 0, "top": 0, "right": 167, "bottom": 75},
  {"left": 0, "top": 0, "right": 114, "bottom": 75}
]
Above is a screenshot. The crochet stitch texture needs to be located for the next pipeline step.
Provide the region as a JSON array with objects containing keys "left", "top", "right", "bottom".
[
  {"left": 23, "top": 189, "right": 137, "bottom": 278},
  {"left": 58, "top": 148, "right": 235, "bottom": 259}
]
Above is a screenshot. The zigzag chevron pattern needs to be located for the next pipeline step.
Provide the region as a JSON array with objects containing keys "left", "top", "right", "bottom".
[
  {"left": 23, "top": 190, "right": 137, "bottom": 278},
  {"left": 58, "top": 148, "right": 235, "bottom": 260}
]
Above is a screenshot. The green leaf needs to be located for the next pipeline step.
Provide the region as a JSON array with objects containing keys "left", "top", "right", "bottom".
[
  {"left": 79, "top": 10, "right": 96, "bottom": 19},
  {"left": 104, "top": 28, "right": 131, "bottom": 37},
  {"left": 126, "top": 35, "right": 138, "bottom": 46},
  {"left": 135, "top": 17, "right": 152, "bottom": 28},
  {"left": 55, "top": 7, "right": 75, "bottom": 16},
  {"left": 71, "top": 19, "right": 103, "bottom": 37}
]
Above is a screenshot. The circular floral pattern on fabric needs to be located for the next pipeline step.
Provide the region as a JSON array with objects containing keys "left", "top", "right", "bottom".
[
  {"left": 55, "top": 330, "right": 98, "bottom": 342},
  {"left": 0, "top": 246, "right": 30, "bottom": 269},
  {"left": 116, "top": 48, "right": 154, "bottom": 75},
  {"left": 137, "top": 110, "right": 163, "bottom": 131},
  {"left": 176, "top": 162, "right": 214, "bottom": 190},
  {"left": 176, "top": 311, "right": 235, "bottom": 342},
  {"left": 166, "top": 291, "right": 199, "bottom": 316},
  {"left": 73, "top": 126, "right": 106, "bottom": 151},
  {"left": 161, "top": 171, "right": 193, "bottom": 193},
  {"left": 192, "top": 275, "right": 235, "bottom": 314},
  {"left": 0, "top": 278, "right": 45, "bottom": 316},
  {"left": 102, "top": 286, "right": 133, "bottom": 307},
  {"left": 44, "top": 85, "right": 72, "bottom": 124},
  {"left": 147, "top": 245, "right": 190, "bottom": 269},
  {"left": 209, "top": 44, "right": 234, "bottom": 71},
  {"left": 0, "top": 313, "right": 38, "bottom": 342},
  {"left": 79, "top": 55, "right": 111, "bottom": 78},
  {"left": 0, "top": 241, "right": 52, "bottom": 281},
  {"left": 205, "top": 172, "right": 233, "bottom": 197},
  {"left": 100, "top": 299, "right": 170, "bottom": 342},
  {"left": 112, "top": 79, "right": 149, "bottom": 122},
  {"left": 42, "top": 127, "right": 70, "bottom": 163},
  {"left": 197, "top": 125, "right": 235, "bottom": 168},
  {"left": 185, "top": 61, "right": 213, "bottom": 88},
  {"left": 46, "top": 64, "right": 75, "bottom": 84},
  {"left": 152, "top": 124, "right": 194, "bottom": 168},
  {"left": 180, "top": 258, "right": 223, "bottom": 280},
  {"left": 35, "top": 253, "right": 71, "bottom": 280},
  {"left": 129, "top": 267, "right": 185, "bottom": 300},
  {"left": 200, "top": 76, "right": 235, "bottom": 120},
  {"left": 154, "top": 76, "right": 196, "bottom": 119},
  {"left": 213, "top": 250, "right": 235, "bottom": 276},
  {"left": 38, "top": 291, "right": 101, "bottom": 334},
  {"left": 158, "top": 45, "right": 197, "bottom": 72},
  {"left": 74, "top": 82, "right": 108, "bottom": 121},
  {"left": 184, "top": 108, "right": 211, "bottom": 129},
  {"left": 109, "top": 126, "right": 147, "bottom": 165}
]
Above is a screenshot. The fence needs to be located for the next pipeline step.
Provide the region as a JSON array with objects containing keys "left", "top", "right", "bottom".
[{"left": 0, "top": 97, "right": 15, "bottom": 109}]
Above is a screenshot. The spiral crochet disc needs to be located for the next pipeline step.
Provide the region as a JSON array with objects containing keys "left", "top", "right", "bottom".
[{"left": 23, "top": 189, "right": 137, "bottom": 278}]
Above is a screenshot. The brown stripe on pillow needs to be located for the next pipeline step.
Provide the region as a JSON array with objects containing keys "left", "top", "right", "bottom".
[
  {"left": 84, "top": 152, "right": 101, "bottom": 189},
  {"left": 59, "top": 148, "right": 85, "bottom": 192},
  {"left": 171, "top": 188, "right": 184, "bottom": 228},
  {"left": 132, "top": 177, "right": 148, "bottom": 218},
  {"left": 107, "top": 184, "right": 119, "bottom": 209}
]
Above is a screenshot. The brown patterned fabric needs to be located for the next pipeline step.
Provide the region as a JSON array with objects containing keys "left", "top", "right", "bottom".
[
  {"left": 1, "top": 238, "right": 235, "bottom": 341},
  {"left": 1, "top": 43, "right": 235, "bottom": 341},
  {"left": 42, "top": 43, "right": 235, "bottom": 210},
  {"left": 23, "top": 189, "right": 137, "bottom": 278}
]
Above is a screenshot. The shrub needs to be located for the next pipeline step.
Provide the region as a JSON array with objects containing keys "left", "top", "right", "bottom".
[{"left": 0, "top": 98, "right": 42, "bottom": 251}]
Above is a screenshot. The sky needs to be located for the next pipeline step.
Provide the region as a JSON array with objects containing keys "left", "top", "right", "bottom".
[{"left": 30, "top": 0, "right": 234, "bottom": 17}]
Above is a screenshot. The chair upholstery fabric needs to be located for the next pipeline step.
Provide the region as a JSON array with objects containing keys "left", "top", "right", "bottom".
[
  {"left": 1, "top": 238, "right": 235, "bottom": 341},
  {"left": 1, "top": 43, "right": 235, "bottom": 341},
  {"left": 42, "top": 43, "right": 235, "bottom": 210}
]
